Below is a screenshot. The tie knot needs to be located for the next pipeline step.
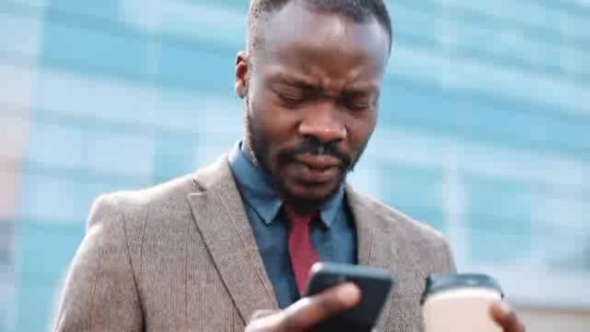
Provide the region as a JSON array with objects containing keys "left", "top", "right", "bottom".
[{"left": 283, "top": 205, "right": 314, "bottom": 225}]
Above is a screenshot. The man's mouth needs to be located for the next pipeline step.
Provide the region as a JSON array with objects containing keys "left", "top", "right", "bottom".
[
  {"left": 287, "top": 154, "right": 343, "bottom": 184},
  {"left": 295, "top": 153, "right": 342, "bottom": 171}
]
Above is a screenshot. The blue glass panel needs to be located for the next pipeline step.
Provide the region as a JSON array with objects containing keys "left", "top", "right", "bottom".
[
  {"left": 15, "top": 222, "right": 83, "bottom": 283},
  {"left": 40, "top": 14, "right": 150, "bottom": 79},
  {"left": 158, "top": 42, "right": 235, "bottom": 92},
  {"left": 87, "top": 129, "right": 155, "bottom": 179},
  {"left": 48, "top": 0, "right": 119, "bottom": 22},
  {"left": 380, "top": 163, "right": 445, "bottom": 230},
  {"left": 379, "top": 78, "right": 590, "bottom": 158},
  {"left": 14, "top": 284, "right": 60, "bottom": 332},
  {"left": 25, "top": 122, "right": 85, "bottom": 169},
  {"left": 153, "top": 131, "right": 198, "bottom": 183},
  {"left": 17, "top": 174, "right": 87, "bottom": 223},
  {"left": 465, "top": 175, "right": 534, "bottom": 264}
]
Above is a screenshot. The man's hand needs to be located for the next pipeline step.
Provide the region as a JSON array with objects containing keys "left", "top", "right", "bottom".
[
  {"left": 491, "top": 302, "right": 526, "bottom": 332},
  {"left": 245, "top": 283, "right": 361, "bottom": 332}
]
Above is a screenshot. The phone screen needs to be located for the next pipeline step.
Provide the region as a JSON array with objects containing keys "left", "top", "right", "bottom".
[{"left": 305, "top": 263, "right": 394, "bottom": 332}]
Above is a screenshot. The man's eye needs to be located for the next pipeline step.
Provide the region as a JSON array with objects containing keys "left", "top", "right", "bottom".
[
  {"left": 348, "top": 101, "right": 370, "bottom": 110},
  {"left": 276, "top": 88, "right": 307, "bottom": 106},
  {"left": 343, "top": 97, "right": 373, "bottom": 112},
  {"left": 279, "top": 92, "right": 304, "bottom": 104}
]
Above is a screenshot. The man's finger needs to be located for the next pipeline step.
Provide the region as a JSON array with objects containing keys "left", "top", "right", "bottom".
[
  {"left": 490, "top": 302, "right": 526, "bottom": 332},
  {"left": 281, "top": 283, "right": 361, "bottom": 331},
  {"left": 250, "top": 309, "right": 281, "bottom": 321}
]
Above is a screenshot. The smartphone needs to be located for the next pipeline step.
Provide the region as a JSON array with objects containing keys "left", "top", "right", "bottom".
[{"left": 305, "top": 262, "right": 395, "bottom": 332}]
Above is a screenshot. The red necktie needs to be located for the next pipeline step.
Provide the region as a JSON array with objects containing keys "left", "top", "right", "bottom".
[{"left": 284, "top": 205, "right": 320, "bottom": 295}]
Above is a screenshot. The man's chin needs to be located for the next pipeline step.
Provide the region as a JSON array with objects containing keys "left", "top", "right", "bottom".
[
  {"left": 280, "top": 181, "right": 342, "bottom": 208},
  {"left": 272, "top": 163, "right": 347, "bottom": 209}
]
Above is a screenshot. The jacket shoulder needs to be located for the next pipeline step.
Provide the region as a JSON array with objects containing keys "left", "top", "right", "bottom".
[
  {"left": 350, "top": 190, "right": 456, "bottom": 272},
  {"left": 356, "top": 191, "right": 446, "bottom": 240},
  {"left": 96, "top": 173, "right": 196, "bottom": 220}
]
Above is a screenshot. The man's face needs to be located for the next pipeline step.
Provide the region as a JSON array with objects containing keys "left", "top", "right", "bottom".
[{"left": 235, "top": 1, "right": 390, "bottom": 208}]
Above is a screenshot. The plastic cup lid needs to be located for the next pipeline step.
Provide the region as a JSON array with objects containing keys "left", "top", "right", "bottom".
[{"left": 421, "top": 273, "right": 504, "bottom": 305}]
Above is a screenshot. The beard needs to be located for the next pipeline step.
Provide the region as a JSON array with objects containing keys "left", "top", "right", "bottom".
[{"left": 244, "top": 106, "right": 366, "bottom": 210}]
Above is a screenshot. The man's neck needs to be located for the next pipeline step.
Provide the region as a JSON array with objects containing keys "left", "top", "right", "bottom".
[{"left": 242, "top": 140, "right": 260, "bottom": 167}]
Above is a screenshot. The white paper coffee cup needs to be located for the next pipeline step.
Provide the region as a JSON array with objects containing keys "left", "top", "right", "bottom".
[{"left": 421, "top": 273, "right": 504, "bottom": 332}]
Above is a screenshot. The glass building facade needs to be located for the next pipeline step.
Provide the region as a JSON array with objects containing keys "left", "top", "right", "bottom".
[{"left": 1, "top": 0, "right": 589, "bottom": 330}]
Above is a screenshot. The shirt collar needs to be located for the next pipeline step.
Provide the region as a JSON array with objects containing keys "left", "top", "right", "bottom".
[{"left": 228, "top": 141, "right": 345, "bottom": 228}]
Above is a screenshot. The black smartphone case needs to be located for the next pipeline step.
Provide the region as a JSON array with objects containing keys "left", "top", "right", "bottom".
[{"left": 305, "top": 263, "right": 394, "bottom": 332}]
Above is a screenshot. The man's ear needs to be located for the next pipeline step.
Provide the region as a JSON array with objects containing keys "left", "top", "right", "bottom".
[{"left": 235, "top": 51, "right": 249, "bottom": 99}]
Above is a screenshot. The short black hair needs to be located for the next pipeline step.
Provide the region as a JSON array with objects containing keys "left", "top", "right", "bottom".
[{"left": 247, "top": 0, "right": 393, "bottom": 54}]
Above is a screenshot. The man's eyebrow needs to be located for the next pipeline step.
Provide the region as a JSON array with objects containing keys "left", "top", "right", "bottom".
[
  {"left": 269, "top": 72, "right": 380, "bottom": 95},
  {"left": 342, "top": 85, "right": 380, "bottom": 95},
  {"left": 270, "top": 74, "right": 317, "bottom": 88}
]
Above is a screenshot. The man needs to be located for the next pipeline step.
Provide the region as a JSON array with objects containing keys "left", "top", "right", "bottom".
[{"left": 54, "top": 0, "right": 526, "bottom": 331}]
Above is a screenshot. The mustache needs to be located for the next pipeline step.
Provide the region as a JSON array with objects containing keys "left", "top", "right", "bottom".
[{"left": 277, "top": 138, "right": 353, "bottom": 170}]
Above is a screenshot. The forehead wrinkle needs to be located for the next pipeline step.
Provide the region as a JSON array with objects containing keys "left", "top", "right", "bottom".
[{"left": 308, "top": 64, "right": 368, "bottom": 95}]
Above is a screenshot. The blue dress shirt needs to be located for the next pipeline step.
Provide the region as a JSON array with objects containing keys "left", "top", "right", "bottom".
[{"left": 228, "top": 142, "right": 357, "bottom": 308}]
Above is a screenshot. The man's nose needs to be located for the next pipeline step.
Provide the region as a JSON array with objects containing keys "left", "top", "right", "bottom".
[{"left": 298, "top": 104, "right": 347, "bottom": 144}]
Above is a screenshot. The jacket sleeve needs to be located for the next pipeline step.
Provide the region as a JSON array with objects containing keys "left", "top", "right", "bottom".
[{"left": 53, "top": 195, "right": 143, "bottom": 332}]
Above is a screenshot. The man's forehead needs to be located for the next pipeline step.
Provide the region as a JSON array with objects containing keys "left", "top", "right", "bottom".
[
  {"left": 259, "top": 1, "right": 389, "bottom": 68},
  {"left": 264, "top": 2, "right": 384, "bottom": 44}
]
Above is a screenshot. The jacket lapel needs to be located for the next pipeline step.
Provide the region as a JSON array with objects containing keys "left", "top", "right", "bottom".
[
  {"left": 346, "top": 185, "right": 400, "bottom": 270},
  {"left": 187, "top": 157, "right": 278, "bottom": 323},
  {"left": 346, "top": 185, "right": 424, "bottom": 330}
]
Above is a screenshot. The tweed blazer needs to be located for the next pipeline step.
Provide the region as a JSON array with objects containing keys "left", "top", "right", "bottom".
[{"left": 53, "top": 156, "right": 456, "bottom": 332}]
